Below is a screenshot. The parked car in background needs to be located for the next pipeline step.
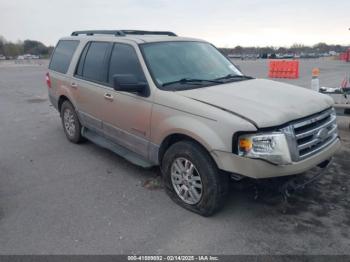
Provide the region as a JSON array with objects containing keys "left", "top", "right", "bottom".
[{"left": 47, "top": 30, "right": 340, "bottom": 216}]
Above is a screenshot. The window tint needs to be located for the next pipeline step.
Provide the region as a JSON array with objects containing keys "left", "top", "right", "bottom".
[
  {"left": 49, "top": 40, "right": 79, "bottom": 74},
  {"left": 108, "top": 44, "right": 145, "bottom": 84},
  {"left": 82, "top": 42, "right": 110, "bottom": 82}
]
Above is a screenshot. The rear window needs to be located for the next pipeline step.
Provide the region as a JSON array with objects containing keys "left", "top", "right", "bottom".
[{"left": 49, "top": 40, "right": 79, "bottom": 74}]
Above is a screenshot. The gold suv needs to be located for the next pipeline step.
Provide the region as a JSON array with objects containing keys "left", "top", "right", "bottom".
[{"left": 47, "top": 30, "right": 340, "bottom": 216}]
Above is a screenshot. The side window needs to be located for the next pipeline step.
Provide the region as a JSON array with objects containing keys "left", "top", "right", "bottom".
[
  {"left": 49, "top": 40, "right": 79, "bottom": 74},
  {"left": 77, "top": 42, "right": 110, "bottom": 82},
  {"left": 108, "top": 43, "right": 145, "bottom": 84}
]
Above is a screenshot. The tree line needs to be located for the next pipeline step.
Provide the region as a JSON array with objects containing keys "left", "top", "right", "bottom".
[
  {"left": 1, "top": 35, "right": 349, "bottom": 58},
  {"left": 0, "top": 36, "right": 54, "bottom": 58},
  {"left": 219, "top": 43, "right": 349, "bottom": 56}
]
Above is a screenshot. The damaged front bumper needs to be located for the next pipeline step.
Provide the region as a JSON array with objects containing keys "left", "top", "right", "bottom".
[
  {"left": 279, "top": 158, "right": 333, "bottom": 198},
  {"left": 212, "top": 138, "right": 341, "bottom": 179}
]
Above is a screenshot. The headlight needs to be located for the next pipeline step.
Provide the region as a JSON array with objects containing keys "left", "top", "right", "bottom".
[{"left": 237, "top": 132, "right": 292, "bottom": 165}]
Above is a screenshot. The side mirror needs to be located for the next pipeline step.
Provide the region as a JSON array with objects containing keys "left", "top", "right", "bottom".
[{"left": 113, "top": 74, "right": 148, "bottom": 96}]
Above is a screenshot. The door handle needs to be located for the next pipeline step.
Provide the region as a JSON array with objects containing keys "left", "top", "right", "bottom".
[
  {"left": 104, "top": 93, "right": 114, "bottom": 101},
  {"left": 70, "top": 82, "right": 78, "bottom": 88}
]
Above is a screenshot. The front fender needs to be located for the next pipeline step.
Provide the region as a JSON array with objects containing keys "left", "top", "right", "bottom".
[{"left": 152, "top": 114, "right": 227, "bottom": 153}]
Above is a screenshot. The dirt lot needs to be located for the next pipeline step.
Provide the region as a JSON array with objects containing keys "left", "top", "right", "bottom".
[{"left": 0, "top": 59, "right": 349, "bottom": 255}]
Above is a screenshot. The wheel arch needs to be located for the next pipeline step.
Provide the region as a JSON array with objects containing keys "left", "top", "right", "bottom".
[
  {"left": 58, "top": 95, "right": 79, "bottom": 115},
  {"left": 58, "top": 95, "right": 70, "bottom": 113},
  {"left": 158, "top": 133, "right": 217, "bottom": 167}
]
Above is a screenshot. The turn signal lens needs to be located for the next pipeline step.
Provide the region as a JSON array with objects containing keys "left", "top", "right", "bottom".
[
  {"left": 237, "top": 132, "right": 292, "bottom": 165},
  {"left": 239, "top": 138, "right": 252, "bottom": 152}
]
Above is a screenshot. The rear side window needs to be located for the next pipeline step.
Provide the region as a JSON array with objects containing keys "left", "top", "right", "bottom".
[
  {"left": 49, "top": 40, "right": 79, "bottom": 74},
  {"left": 108, "top": 44, "right": 145, "bottom": 84},
  {"left": 77, "top": 42, "right": 110, "bottom": 82}
]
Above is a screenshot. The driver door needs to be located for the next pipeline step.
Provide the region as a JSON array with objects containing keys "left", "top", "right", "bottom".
[{"left": 101, "top": 43, "right": 153, "bottom": 159}]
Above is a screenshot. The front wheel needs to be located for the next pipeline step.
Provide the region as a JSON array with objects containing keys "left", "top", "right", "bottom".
[{"left": 161, "top": 141, "right": 229, "bottom": 216}]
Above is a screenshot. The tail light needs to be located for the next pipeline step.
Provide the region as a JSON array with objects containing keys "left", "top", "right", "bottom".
[{"left": 46, "top": 72, "right": 51, "bottom": 88}]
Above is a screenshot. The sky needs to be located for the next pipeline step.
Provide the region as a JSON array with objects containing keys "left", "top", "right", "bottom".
[{"left": 0, "top": 0, "right": 349, "bottom": 47}]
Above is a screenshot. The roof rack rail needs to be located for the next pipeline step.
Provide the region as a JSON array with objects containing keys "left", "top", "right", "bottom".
[
  {"left": 71, "top": 30, "right": 177, "bottom": 37},
  {"left": 121, "top": 30, "right": 177, "bottom": 36},
  {"left": 71, "top": 30, "right": 126, "bottom": 36}
]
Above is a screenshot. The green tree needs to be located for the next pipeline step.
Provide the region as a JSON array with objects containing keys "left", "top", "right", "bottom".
[
  {"left": 4, "top": 43, "right": 21, "bottom": 57},
  {"left": 233, "top": 45, "right": 244, "bottom": 54},
  {"left": 0, "top": 35, "right": 6, "bottom": 55},
  {"left": 313, "top": 42, "right": 330, "bottom": 53},
  {"left": 277, "top": 47, "right": 287, "bottom": 53},
  {"left": 23, "top": 40, "right": 49, "bottom": 55}
]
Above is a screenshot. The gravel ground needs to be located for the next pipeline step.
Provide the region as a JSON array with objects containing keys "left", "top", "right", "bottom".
[
  {"left": 0, "top": 59, "right": 349, "bottom": 255},
  {"left": 232, "top": 57, "right": 349, "bottom": 88}
]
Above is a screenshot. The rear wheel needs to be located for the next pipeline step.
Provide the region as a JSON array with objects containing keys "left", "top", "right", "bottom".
[
  {"left": 60, "top": 100, "right": 84, "bottom": 143},
  {"left": 161, "top": 141, "right": 229, "bottom": 216}
]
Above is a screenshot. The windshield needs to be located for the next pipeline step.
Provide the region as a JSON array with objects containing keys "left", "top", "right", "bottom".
[{"left": 141, "top": 41, "right": 244, "bottom": 90}]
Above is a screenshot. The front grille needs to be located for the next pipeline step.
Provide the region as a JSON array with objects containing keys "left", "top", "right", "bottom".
[{"left": 290, "top": 108, "right": 338, "bottom": 161}]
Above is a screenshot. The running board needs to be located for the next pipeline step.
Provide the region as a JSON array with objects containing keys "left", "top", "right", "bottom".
[{"left": 81, "top": 127, "right": 154, "bottom": 168}]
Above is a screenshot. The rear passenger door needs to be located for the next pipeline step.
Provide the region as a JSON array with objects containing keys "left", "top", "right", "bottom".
[
  {"left": 73, "top": 41, "right": 112, "bottom": 133},
  {"left": 102, "top": 43, "right": 153, "bottom": 159}
]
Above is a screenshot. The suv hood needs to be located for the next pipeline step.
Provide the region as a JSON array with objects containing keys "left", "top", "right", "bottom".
[{"left": 178, "top": 79, "right": 333, "bottom": 128}]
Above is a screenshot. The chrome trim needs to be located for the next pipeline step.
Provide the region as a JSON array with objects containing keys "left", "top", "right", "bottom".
[
  {"left": 294, "top": 115, "right": 336, "bottom": 139},
  {"left": 293, "top": 108, "right": 334, "bottom": 129},
  {"left": 298, "top": 136, "right": 339, "bottom": 160},
  {"left": 281, "top": 108, "right": 338, "bottom": 162},
  {"left": 297, "top": 124, "right": 338, "bottom": 151},
  {"left": 280, "top": 125, "right": 299, "bottom": 161}
]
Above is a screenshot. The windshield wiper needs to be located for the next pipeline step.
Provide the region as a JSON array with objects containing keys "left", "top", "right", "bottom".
[
  {"left": 162, "top": 78, "right": 223, "bottom": 87},
  {"left": 214, "top": 74, "right": 253, "bottom": 81}
]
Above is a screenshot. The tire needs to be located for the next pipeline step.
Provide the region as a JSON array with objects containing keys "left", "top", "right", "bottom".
[
  {"left": 60, "top": 100, "right": 84, "bottom": 143},
  {"left": 161, "top": 141, "right": 229, "bottom": 216}
]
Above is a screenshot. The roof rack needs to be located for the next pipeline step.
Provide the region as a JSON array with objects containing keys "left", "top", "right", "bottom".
[
  {"left": 121, "top": 30, "right": 177, "bottom": 36},
  {"left": 71, "top": 30, "right": 177, "bottom": 37},
  {"left": 71, "top": 30, "right": 125, "bottom": 36}
]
